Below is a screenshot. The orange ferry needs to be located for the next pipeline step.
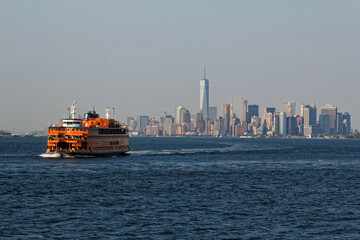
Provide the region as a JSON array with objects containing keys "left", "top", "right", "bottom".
[{"left": 41, "top": 101, "right": 129, "bottom": 158}]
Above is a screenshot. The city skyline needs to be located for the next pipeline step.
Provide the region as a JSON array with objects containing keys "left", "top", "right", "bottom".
[
  {"left": 1, "top": 1, "right": 359, "bottom": 132},
  {"left": 121, "top": 70, "right": 353, "bottom": 138},
  {"left": 0, "top": 68, "right": 357, "bottom": 133}
]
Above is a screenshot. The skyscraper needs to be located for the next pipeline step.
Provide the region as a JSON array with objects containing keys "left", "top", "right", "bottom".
[
  {"left": 233, "top": 96, "right": 247, "bottom": 123},
  {"left": 263, "top": 107, "right": 276, "bottom": 133},
  {"left": 337, "top": 112, "right": 343, "bottom": 134},
  {"left": 343, "top": 112, "right": 351, "bottom": 135},
  {"left": 209, "top": 107, "right": 217, "bottom": 123},
  {"left": 303, "top": 104, "right": 318, "bottom": 137},
  {"left": 265, "top": 107, "right": 276, "bottom": 115},
  {"left": 281, "top": 101, "right": 296, "bottom": 117},
  {"left": 279, "top": 112, "right": 287, "bottom": 135},
  {"left": 163, "top": 115, "right": 174, "bottom": 136},
  {"left": 137, "top": 115, "right": 149, "bottom": 133},
  {"left": 247, "top": 104, "right": 259, "bottom": 123},
  {"left": 303, "top": 105, "right": 317, "bottom": 126},
  {"left": 213, "top": 117, "right": 225, "bottom": 136},
  {"left": 287, "top": 116, "right": 297, "bottom": 136},
  {"left": 319, "top": 113, "right": 331, "bottom": 135},
  {"left": 195, "top": 112, "right": 205, "bottom": 132},
  {"left": 175, "top": 106, "right": 187, "bottom": 124},
  {"left": 300, "top": 103, "right": 305, "bottom": 117},
  {"left": 200, "top": 68, "right": 209, "bottom": 119},
  {"left": 273, "top": 113, "right": 280, "bottom": 136},
  {"left": 320, "top": 105, "right": 337, "bottom": 134},
  {"left": 242, "top": 99, "right": 247, "bottom": 124},
  {"left": 223, "top": 104, "right": 231, "bottom": 135},
  {"left": 180, "top": 108, "right": 191, "bottom": 132}
]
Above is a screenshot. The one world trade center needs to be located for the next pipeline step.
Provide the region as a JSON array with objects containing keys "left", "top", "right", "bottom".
[{"left": 200, "top": 67, "right": 209, "bottom": 119}]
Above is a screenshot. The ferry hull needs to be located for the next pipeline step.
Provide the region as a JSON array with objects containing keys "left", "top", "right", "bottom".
[{"left": 40, "top": 149, "right": 129, "bottom": 159}]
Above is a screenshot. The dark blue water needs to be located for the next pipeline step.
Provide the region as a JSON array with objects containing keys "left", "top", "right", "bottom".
[{"left": 1, "top": 137, "right": 360, "bottom": 239}]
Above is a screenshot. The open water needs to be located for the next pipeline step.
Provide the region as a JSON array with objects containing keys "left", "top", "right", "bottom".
[{"left": 1, "top": 137, "right": 360, "bottom": 239}]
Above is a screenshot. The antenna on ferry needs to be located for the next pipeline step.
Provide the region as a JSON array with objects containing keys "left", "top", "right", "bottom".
[
  {"left": 105, "top": 107, "right": 110, "bottom": 119},
  {"left": 70, "top": 101, "right": 77, "bottom": 119},
  {"left": 112, "top": 107, "right": 115, "bottom": 119}
]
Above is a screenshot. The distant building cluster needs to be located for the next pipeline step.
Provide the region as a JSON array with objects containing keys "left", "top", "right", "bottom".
[{"left": 126, "top": 71, "right": 353, "bottom": 138}]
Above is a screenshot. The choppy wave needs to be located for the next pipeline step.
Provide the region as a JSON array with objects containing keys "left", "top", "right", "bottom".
[
  {"left": 2, "top": 137, "right": 360, "bottom": 239},
  {"left": 0, "top": 153, "right": 34, "bottom": 157},
  {"left": 128, "top": 144, "right": 295, "bottom": 156}
]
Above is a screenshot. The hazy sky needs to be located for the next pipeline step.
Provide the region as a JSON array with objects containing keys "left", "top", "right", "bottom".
[{"left": 1, "top": 0, "right": 359, "bottom": 132}]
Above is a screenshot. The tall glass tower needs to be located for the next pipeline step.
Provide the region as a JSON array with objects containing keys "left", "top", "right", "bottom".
[
  {"left": 233, "top": 96, "right": 247, "bottom": 123},
  {"left": 200, "top": 68, "right": 209, "bottom": 119}
]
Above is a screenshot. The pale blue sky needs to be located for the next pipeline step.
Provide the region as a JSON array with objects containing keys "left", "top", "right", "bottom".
[{"left": 0, "top": 0, "right": 359, "bottom": 132}]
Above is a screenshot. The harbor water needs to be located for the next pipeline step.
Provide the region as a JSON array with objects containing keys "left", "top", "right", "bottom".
[{"left": 1, "top": 137, "right": 360, "bottom": 239}]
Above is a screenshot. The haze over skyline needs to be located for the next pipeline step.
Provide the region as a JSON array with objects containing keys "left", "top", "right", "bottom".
[{"left": 1, "top": 0, "right": 359, "bottom": 132}]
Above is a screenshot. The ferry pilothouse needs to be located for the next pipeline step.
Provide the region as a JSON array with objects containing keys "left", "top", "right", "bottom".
[{"left": 41, "top": 101, "right": 129, "bottom": 158}]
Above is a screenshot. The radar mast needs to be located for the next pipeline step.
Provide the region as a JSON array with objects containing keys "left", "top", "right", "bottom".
[{"left": 70, "top": 101, "right": 77, "bottom": 119}]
